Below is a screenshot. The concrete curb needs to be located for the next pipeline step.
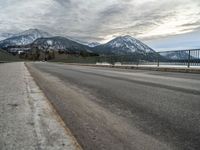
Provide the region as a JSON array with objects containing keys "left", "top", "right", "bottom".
[{"left": 0, "top": 62, "right": 82, "bottom": 150}]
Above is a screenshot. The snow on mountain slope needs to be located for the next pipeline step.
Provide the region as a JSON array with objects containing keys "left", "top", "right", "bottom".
[
  {"left": 31, "top": 36, "right": 91, "bottom": 52},
  {"left": 67, "top": 38, "right": 100, "bottom": 47},
  {"left": 93, "top": 35, "right": 155, "bottom": 55},
  {"left": 0, "top": 29, "right": 51, "bottom": 48}
]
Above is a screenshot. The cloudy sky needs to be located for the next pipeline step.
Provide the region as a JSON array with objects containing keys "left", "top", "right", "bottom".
[{"left": 0, "top": 0, "right": 200, "bottom": 51}]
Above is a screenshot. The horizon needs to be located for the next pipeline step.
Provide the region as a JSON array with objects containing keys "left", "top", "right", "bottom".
[{"left": 0, "top": 0, "right": 200, "bottom": 51}]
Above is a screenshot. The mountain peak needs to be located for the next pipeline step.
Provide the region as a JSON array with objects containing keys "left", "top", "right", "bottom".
[
  {"left": 0, "top": 29, "right": 51, "bottom": 48},
  {"left": 94, "top": 35, "right": 155, "bottom": 55},
  {"left": 15, "top": 28, "right": 51, "bottom": 37},
  {"left": 21, "top": 28, "right": 40, "bottom": 34},
  {"left": 111, "top": 35, "right": 137, "bottom": 43},
  {"left": 107, "top": 35, "right": 137, "bottom": 48},
  {"left": 119, "top": 35, "right": 133, "bottom": 39}
]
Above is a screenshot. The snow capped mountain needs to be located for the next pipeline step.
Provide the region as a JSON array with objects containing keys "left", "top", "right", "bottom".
[
  {"left": 14, "top": 29, "right": 50, "bottom": 39},
  {"left": 0, "top": 30, "right": 155, "bottom": 57},
  {"left": 31, "top": 36, "right": 91, "bottom": 53},
  {"left": 93, "top": 35, "right": 155, "bottom": 55},
  {"left": 67, "top": 38, "right": 100, "bottom": 47},
  {"left": 0, "top": 29, "right": 51, "bottom": 48}
]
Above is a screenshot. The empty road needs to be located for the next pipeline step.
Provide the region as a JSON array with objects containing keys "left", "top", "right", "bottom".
[{"left": 26, "top": 62, "right": 200, "bottom": 150}]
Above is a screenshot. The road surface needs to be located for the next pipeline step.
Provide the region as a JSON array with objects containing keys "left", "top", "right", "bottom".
[{"left": 26, "top": 62, "right": 200, "bottom": 150}]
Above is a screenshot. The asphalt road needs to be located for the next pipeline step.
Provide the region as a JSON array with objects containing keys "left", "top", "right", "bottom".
[{"left": 26, "top": 62, "right": 200, "bottom": 150}]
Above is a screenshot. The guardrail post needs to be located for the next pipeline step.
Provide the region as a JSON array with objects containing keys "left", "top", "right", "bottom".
[
  {"left": 157, "top": 53, "right": 160, "bottom": 67},
  {"left": 188, "top": 50, "right": 190, "bottom": 68}
]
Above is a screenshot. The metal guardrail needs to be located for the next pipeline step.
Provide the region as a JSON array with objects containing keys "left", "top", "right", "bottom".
[
  {"left": 158, "top": 49, "right": 200, "bottom": 67},
  {"left": 1, "top": 48, "right": 200, "bottom": 68},
  {"left": 89, "top": 49, "right": 200, "bottom": 68},
  {"left": 49, "top": 49, "right": 200, "bottom": 68},
  {"left": 92, "top": 49, "right": 200, "bottom": 68}
]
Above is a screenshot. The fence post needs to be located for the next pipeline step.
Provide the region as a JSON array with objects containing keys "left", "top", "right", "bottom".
[
  {"left": 188, "top": 50, "right": 190, "bottom": 68},
  {"left": 157, "top": 53, "right": 160, "bottom": 67}
]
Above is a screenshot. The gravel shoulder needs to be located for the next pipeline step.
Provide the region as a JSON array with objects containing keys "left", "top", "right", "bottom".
[{"left": 0, "top": 62, "right": 81, "bottom": 150}]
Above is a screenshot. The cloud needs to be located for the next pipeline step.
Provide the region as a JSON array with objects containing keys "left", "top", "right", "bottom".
[{"left": 0, "top": 0, "right": 200, "bottom": 43}]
